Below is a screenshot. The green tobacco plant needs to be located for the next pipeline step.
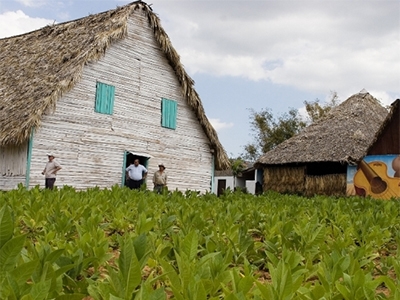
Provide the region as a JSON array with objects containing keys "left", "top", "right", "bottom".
[
  {"left": 258, "top": 248, "right": 308, "bottom": 300},
  {"left": 0, "top": 205, "right": 27, "bottom": 298},
  {"left": 1, "top": 187, "right": 399, "bottom": 299},
  {"left": 0, "top": 205, "right": 82, "bottom": 299},
  {"left": 379, "top": 254, "right": 400, "bottom": 299},
  {"left": 335, "top": 270, "right": 384, "bottom": 300},
  {"left": 88, "top": 234, "right": 150, "bottom": 300}
]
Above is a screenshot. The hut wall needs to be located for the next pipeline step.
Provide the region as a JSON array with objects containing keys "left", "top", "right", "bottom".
[
  {"left": 27, "top": 12, "right": 213, "bottom": 191},
  {"left": 263, "top": 165, "right": 305, "bottom": 194},
  {"left": 262, "top": 165, "right": 346, "bottom": 196},
  {"left": 0, "top": 142, "right": 27, "bottom": 190},
  {"left": 368, "top": 103, "right": 400, "bottom": 155},
  {"left": 304, "top": 173, "right": 346, "bottom": 197}
]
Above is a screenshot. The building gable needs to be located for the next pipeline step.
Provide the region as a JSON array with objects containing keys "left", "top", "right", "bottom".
[{"left": 0, "top": 1, "right": 229, "bottom": 170}]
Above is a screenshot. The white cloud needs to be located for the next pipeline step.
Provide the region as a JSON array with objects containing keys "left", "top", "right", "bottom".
[
  {"left": 0, "top": 10, "right": 53, "bottom": 38},
  {"left": 3, "top": 1, "right": 397, "bottom": 99},
  {"left": 209, "top": 118, "right": 234, "bottom": 131},
  {"left": 179, "top": 49, "right": 266, "bottom": 80},
  {"left": 297, "top": 106, "right": 309, "bottom": 122},
  {"left": 365, "top": 90, "right": 397, "bottom": 107},
  {"left": 152, "top": 0, "right": 400, "bottom": 97}
]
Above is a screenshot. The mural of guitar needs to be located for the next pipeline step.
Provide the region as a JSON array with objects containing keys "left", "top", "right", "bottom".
[{"left": 354, "top": 160, "right": 400, "bottom": 200}]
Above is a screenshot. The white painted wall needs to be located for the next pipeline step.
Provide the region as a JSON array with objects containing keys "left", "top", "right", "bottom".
[
  {"left": 245, "top": 181, "right": 256, "bottom": 194},
  {"left": 215, "top": 176, "right": 235, "bottom": 192},
  {"left": 214, "top": 168, "right": 260, "bottom": 195}
]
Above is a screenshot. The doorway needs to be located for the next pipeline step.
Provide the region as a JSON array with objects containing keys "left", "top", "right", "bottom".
[
  {"left": 217, "top": 179, "right": 226, "bottom": 196},
  {"left": 122, "top": 151, "right": 151, "bottom": 187}
]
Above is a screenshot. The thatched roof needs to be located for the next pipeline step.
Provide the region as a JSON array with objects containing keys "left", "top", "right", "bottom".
[
  {"left": 215, "top": 169, "right": 234, "bottom": 177},
  {"left": 255, "top": 91, "right": 389, "bottom": 167},
  {"left": 0, "top": 1, "right": 230, "bottom": 169}
]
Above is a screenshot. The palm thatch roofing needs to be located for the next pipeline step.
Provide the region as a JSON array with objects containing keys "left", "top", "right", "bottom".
[
  {"left": 255, "top": 91, "right": 389, "bottom": 167},
  {"left": 0, "top": 0, "right": 230, "bottom": 170},
  {"left": 215, "top": 169, "right": 234, "bottom": 177}
]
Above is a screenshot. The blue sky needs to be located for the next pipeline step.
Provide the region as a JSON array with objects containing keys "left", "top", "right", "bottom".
[{"left": 1, "top": 0, "right": 399, "bottom": 157}]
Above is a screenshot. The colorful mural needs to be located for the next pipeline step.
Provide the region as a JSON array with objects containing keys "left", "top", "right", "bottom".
[{"left": 347, "top": 155, "right": 400, "bottom": 200}]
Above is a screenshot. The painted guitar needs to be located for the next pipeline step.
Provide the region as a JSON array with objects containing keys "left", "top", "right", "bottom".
[{"left": 354, "top": 160, "right": 400, "bottom": 200}]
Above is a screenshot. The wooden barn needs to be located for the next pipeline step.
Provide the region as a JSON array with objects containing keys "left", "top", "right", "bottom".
[
  {"left": 347, "top": 99, "right": 400, "bottom": 199},
  {"left": 254, "top": 90, "right": 390, "bottom": 197},
  {"left": 0, "top": 1, "right": 229, "bottom": 191}
]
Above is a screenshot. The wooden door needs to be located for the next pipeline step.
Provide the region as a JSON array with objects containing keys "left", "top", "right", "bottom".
[{"left": 217, "top": 179, "right": 226, "bottom": 196}]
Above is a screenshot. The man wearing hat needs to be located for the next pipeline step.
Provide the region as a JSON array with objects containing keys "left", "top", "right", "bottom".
[
  {"left": 153, "top": 163, "right": 167, "bottom": 193},
  {"left": 42, "top": 153, "right": 62, "bottom": 189}
]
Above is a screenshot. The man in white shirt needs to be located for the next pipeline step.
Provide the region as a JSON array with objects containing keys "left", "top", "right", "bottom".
[{"left": 125, "top": 159, "right": 148, "bottom": 189}]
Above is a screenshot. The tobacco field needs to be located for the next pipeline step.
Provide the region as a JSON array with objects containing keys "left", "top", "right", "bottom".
[{"left": 0, "top": 186, "right": 399, "bottom": 300}]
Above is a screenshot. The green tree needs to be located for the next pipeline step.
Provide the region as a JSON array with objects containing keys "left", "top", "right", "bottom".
[
  {"left": 242, "top": 108, "right": 306, "bottom": 161},
  {"left": 243, "top": 92, "right": 339, "bottom": 161},
  {"left": 229, "top": 157, "right": 246, "bottom": 188},
  {"left": 304, "top": 91, "right": 339, "bottom": 123}
]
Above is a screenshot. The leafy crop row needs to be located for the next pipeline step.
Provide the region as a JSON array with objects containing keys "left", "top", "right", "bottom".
[{"left": 0, "top": 185, "right": 399, "bottom": 299}]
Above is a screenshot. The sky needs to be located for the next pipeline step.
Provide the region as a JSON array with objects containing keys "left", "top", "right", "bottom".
[{"left": 1, "top": 0, "right": 399, "bottom": 158}]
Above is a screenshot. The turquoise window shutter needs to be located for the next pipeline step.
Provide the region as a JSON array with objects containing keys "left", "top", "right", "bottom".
[
  {"left": 161, "top": 98, "right": 177, "bottom": 129},
  {"left": 95, "top": 82, "right": 115, "bottom": 114}
]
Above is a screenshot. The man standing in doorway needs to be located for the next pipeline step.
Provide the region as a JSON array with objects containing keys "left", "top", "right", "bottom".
[
  {"left": 153, "top": 163, "right": 167, "bottom": 193},
  {"left": 126, "top": 159, "right": 148, "bottom": 190},
  {"left": 41, "top": 153, "right": 62, "bottom": 190}
]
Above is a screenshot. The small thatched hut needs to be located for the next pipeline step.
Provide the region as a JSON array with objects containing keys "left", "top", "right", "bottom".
[
  {"left": 0, "top": 1, "right": 229, "bottom": 191},
  {"left": 254, "top": 90, "right": 389, "bottom": 197}
]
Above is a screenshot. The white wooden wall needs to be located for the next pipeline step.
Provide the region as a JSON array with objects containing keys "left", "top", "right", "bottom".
[
  {"left": 214, "top": 176, "right": 235, "bottom": 192},
  {"left": 28, "top": 11, "right": 213, "bottom": 192},
  {"left": 213, "top": 176, "right": 257, "bottom": 194},
  {"left": 0, "top": 142, "right": 27, "bottom": 190},
  {"left": 245, "top": 181, "right": 256, "bottom": 194}
]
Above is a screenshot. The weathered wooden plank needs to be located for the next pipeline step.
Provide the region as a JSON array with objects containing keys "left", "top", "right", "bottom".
[{"left": 0, "top": 142, "right": 27, "bottom": 176}]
